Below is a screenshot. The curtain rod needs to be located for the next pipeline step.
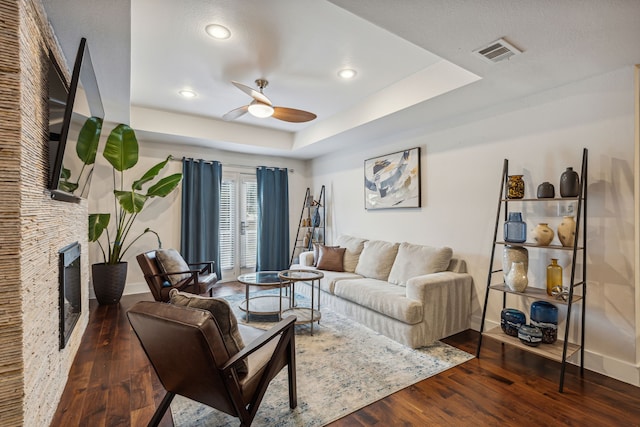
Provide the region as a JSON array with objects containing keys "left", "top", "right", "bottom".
[{"left": 171, "top": 157, "right": 294, "bottom": 173}]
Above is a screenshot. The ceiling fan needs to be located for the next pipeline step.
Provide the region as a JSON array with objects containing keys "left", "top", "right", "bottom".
[{"left": 222, "top": 79, "right": 317, "bottom": 123}]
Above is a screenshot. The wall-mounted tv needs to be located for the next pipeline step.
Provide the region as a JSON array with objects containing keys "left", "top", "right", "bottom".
[{"left": 48, "top": 37, "right": 104, "bottom": 203}]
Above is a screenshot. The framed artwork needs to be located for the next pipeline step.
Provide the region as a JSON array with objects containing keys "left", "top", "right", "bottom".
[{"left": 364, "top": 147, "right": 421, "bottom": 209}]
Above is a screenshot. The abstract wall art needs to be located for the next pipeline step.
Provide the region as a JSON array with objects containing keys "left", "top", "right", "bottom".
[{"left": 364, "top": 147, "right": 421, "bottom": 209}]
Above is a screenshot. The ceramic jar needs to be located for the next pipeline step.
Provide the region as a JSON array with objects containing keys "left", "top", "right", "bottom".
[
  {"left": 531, "top": 301, "right": 558, "bottom": 344},
  {"left": 504, "top": 212, "right": 526, "bottom": 243},
  {"left": 503, "top": 245, "right": 528, "bottom": 277},
  {"left": 531, "top": 223, "right": 554, "bottom": 246},
  {"left": 507, "top": 175, "right": 525, "bottom": 199},
  {"left": 536, "top": 181, "right": 555, "bottom": 198},
  {"left": 560, "top": 167, "right": 580, "bottom": 197},
  {"left": 518, "top": 324, "right": 543, "bottom": 346},
  {"left": 557, "top": 215, "right": 576, "bottom": 247},
  {"left": 501, "top": 308, "right": 526, "bottom": 337},
  {"left": 546, "top": 258, "right": 563, "bottom": 296},
  {"left": 505, "top": 261, "right": 528, "bottom": 292}
]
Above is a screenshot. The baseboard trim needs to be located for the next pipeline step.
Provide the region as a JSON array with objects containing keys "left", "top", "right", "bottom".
[
  {"left": 472, "top": 317, "right": 640, "bottom": 387},
  {"left": 88, "top": 281, "right": 151, "bottom": 300}
]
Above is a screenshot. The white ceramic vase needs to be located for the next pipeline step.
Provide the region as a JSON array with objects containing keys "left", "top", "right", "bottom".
[
  {"left": 502, "top": 245, "right": 528, "bottom": 277},
  {"left": 557, "top": 215, "right": 576, "bottom": 247},
  {"left": 505, "top": 261, "right": 528, "bottom": 292},
  {"left": 531, "top": 223, "right": 554, "bottom": 246}
]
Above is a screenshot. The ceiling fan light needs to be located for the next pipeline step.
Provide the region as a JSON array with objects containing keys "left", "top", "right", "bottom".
[
  {"left": 205, "top": 24, "right": 231, "bottom": 40},
  {"left": 248, "top": 101, "right": 274, "bottom": 118},
  {"left": 338, "top": 68, "right": 357, "bottom": 79}
]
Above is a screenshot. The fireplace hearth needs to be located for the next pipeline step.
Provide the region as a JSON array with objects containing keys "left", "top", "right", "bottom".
[{"left": 59, "top": 242, "right": 81, "bottom": 349}]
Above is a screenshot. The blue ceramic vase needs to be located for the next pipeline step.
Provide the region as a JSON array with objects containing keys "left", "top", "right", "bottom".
[{"left": 504, "top": 212, "right": 526, "bottom": 243}]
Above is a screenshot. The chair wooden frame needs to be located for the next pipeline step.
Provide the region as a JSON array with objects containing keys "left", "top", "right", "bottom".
[
  {"left": 127, "top": 301, "right": 297, "bottom": 427},
  {"left": 136, "top": 251, "right": 218, "bottom": 302}
]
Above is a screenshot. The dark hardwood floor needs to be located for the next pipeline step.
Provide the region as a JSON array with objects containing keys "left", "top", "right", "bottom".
[{"left": 52, "top": 284, "right": 640, "bottom": 426}]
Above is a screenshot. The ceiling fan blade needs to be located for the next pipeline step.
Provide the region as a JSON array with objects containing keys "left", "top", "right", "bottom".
[
  {"left": 222, "top": 105, "right": 249, "bottom": 121},
  {"left": 272, "top": 107, "right": 317, "bottom": 123},
  {"left": 231, "top": 81, "right": 272, "bottom": 105}
]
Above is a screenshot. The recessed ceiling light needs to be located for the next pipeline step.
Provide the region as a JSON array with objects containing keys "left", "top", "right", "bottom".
[
  {"left": 205, "top": 24, "right": 231, "bottom": 40},
  {"left": 178, "top": 89, "right": 197, "bottom": 98},
  {"left": 338, "top": 68, "right": 357, "bottom": 79}
]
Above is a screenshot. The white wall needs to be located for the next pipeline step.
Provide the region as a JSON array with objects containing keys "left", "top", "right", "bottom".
[
  {"left": 88, "top": 139, "right": 310, "bottom": 294},
  {"left": 310, "top": 66, "right": 638, "bottom": 386}
]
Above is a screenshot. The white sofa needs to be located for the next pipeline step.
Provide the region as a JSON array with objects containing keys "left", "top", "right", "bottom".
[{"left": 291, "top": 235, "right": 473, "bottom": 348}]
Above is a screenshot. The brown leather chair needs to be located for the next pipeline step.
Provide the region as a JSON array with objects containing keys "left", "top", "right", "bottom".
[
  {"left": 127, "top": 301, "right": 297, "bottom": 427},
  {"left": 136, "top": 250, "right": 218, "bottom": 302}
]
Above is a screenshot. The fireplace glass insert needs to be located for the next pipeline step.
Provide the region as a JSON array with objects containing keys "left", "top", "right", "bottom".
[{"left": 59, "top": 242, "right": 81, "bottom": 349}]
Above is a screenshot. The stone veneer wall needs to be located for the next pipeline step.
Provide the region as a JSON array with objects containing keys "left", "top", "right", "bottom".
[{"left": 0, "top": 0, "right": 89, "bottom": 425}]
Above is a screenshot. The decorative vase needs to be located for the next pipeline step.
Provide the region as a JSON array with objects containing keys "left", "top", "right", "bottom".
[
  {"left": 505, "top": 261, "right": 528, "bottom": 292},
  {"left": 546, "top": 258, "right": 563, "bottom": 296},
  {"left": 536, "top": 181, "right": 555, "bottom": 198},
  {"left": 313, "top": 208, "right": 321, "bottom": 227},
  {"left": 92, "top": 262, "right": 128, "bottom": 305},
  {"left": 504, "top": 212, "right": 526, "bottom": 243},
  {"left": 531, "top": 301, "right": 558, "bottom": 344},
  {"left": 560, "top": 167, "right": 580, "bottom": 197},
  {"left": 507, "top": 175, "right": 525, "bottom": 199},
  {"left": 501, "top": 308, "right": 526, "bottom": 337},
  {"left": 502, "top": 245, "right": 528, "bottom": 277},
  {"left": 518, "top": 324, "right": 543, "bottom": 347},
  {"left": 557, "top": 215, "right": 576, "bottom": 247},
  {"left": 531, "top": 223, "right": 554, "bottom": 246}
]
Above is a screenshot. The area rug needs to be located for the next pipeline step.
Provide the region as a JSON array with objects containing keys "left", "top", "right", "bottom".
[{"left": 170, "top": 291, "right": 474, "bottom": 426}]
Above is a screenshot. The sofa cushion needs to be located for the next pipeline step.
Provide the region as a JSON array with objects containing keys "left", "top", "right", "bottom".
[
  {"left": 388, "top": 243, "right": 454, "bottom": 286},
  {"left": 314, "top": 270, "right": 363, "bottom": 294},
  {"left": 336, "top": 235, "right": 367, "bottom": 273},
  {"left": 333, "top": 278, "right": 423, "bottom": 324},
  {"left": 156, "top": 248, "right": 191, "bottom": 285},
  {"left": 316, "top": 245, "right": 346, "bottom": 271},
  {"left": 354, "top": 240, "right": 399, "bottom": 281},
  {"left": 169, "top": 289, "right": 247, "bottom": 375}
]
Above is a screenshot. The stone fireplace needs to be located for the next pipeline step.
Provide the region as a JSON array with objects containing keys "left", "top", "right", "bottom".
[{"left": 0, "top": 0, "right": 90, "bottom": 425}]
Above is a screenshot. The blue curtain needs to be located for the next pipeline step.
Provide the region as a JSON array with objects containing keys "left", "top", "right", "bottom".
[
  {"left": 256, "top": 167, "right": 290, "bottom": 271},
  {"left": 180, "top": 159, "right": 222, "bottom": 279}
]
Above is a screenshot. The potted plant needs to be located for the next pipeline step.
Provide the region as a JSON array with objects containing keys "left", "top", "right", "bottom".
[{"left": 88, "top": 124, "right": 182, "bottom": 304}]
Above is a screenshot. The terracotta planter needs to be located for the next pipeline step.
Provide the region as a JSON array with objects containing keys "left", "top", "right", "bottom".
[{"left": 92, "top": 262, "right": 128, "bottom": 305}]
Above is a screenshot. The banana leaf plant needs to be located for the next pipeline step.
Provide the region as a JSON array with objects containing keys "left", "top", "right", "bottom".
[{"left": 88, "top": 124, "right": 182, "bottom": 264}]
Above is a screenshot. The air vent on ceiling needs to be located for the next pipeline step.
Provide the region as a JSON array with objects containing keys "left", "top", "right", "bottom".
[{"left": 473, "top": 38, "right": 522, "bottom": 64}]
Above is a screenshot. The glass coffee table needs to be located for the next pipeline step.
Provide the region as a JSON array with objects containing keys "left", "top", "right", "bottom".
[
  {"left": 237, "top": 271, "right": 291, "bottom": 323},
  {"left": 278, "top": 269, "right": 324, "bottom": 335}
]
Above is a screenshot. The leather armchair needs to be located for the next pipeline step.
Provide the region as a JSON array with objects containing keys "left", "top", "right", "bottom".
[
  {"left": 127, "top": 301, "right": 297, "bottom": 426},
  {"left": 136, "top": 250, "right": 218, "bottom": 302}
]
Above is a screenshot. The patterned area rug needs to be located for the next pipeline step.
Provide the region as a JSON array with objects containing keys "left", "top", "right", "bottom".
[{"left": 170, "top": 291, "right": 473, "bottom": 426}]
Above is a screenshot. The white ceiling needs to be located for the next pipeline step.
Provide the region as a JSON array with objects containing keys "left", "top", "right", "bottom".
[{"left": 42, "top": 0, "right": 640, "bottom": 159}]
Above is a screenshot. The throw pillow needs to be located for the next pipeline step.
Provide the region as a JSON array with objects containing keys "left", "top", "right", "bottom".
[
  {"left": 169, "top": 289, "right": 248, "bottom": 375},
  {"left": 313, "top": 242, "right": 338, "bottom": 266},
  {"left": 155, "top": 249, "right": 191, "bottom": 286},
  {"left": 335, "top": 235, "right": 368, "bottom": 273},
  {"left": 316, "top": 245, "right": 346, "bottom": 271},
  {"left": 354, "top": 240, "right": 400, "bottom": 281},
  {"left": 388, "top": 242, "right": 453, "bottom": 286}
]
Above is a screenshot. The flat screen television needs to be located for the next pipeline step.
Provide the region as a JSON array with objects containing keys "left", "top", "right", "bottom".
[{"left": 48, "top": 37, "right": 104, "bottom": 203}]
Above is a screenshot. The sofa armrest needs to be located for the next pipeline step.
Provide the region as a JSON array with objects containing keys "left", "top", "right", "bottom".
[
  {"left": 405, "top": 272, "right": 472, "bottom": 302},
  {"left": 406, "top": 271, "right": 474, "bottom": 340},
  {"left": 298, "top": 251, "right": 315, "bottom": 267}
]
